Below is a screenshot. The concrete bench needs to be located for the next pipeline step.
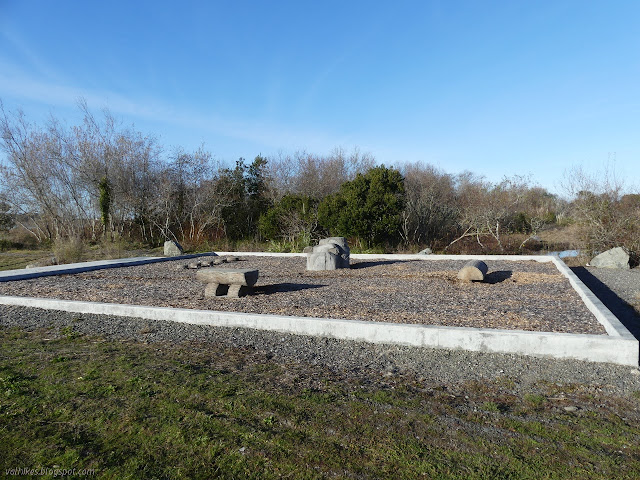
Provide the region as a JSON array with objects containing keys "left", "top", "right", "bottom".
[{"left": 196, "top": 268, "right": 259, "bottom": 298}]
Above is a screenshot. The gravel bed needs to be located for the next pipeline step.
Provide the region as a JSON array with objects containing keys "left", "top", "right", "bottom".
[
  {"left": 1, "top": 304, "right": 639, "bottom": 396},
  {"left": 578, "top": 266, "right": 640, "bottom": 309},
  {"left": 0, "top": 256, "right": 606, "bottom": 334},
  {"left": 571, "top": 266, "right": 640, "bottom": 338}
]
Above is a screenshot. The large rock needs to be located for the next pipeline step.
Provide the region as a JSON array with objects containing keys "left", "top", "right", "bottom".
[
  {"left": 590, "top": 247, "right": 630, "bottom": 269},
  {"left": 164, "top": 240, "right": 183, "bottom": 257},
  {"left": 306, "top": 237, "right": 350, "bottom": 271}
]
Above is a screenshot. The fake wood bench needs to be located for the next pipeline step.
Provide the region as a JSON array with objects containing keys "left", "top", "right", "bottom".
[{"left": 196, "top": 268, "right": 259, "bottom": 298}]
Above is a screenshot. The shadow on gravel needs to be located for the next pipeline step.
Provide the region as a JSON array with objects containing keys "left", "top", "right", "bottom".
[
  {"left": 572, "top": 267, "right": 640, "bottom": 341},
  {"left": 254, "top": 283, "right": 327, "bottom": 295},
  {"left": 485, "top": 271, "right": 513, "bottom": 284},
  {"left": 350, "top": 260, "right": 406, "bottom": 269}
]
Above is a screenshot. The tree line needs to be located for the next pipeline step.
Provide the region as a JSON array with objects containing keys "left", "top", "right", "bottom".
[{"left": 1, "top": 102, "right": 638, "bottom": 256}]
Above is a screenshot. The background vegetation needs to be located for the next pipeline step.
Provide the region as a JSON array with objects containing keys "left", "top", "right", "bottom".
[{"left": 1, "top": 102, "right": 638, "bottom": 260}]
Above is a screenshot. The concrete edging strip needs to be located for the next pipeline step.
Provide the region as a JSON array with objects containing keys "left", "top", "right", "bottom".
[
  {"left": 0, "top": 253, "right": 218, "bottom": 282},
  {"left": 0, "top": 252, "right": 637, "bottom": 366},
  {"left": 548, "top": 256, "right": 634, "bottom": 338},
  {"left": 0, "top": 294, "right": 637, "bottom": 366}
]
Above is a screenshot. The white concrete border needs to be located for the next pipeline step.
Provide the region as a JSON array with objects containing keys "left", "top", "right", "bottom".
[
  {"left": 0, "top": 252, "right": 217, "bottom": 282},
  {"left": 0, "top": 252, "right": 637, "bottom": 366}
]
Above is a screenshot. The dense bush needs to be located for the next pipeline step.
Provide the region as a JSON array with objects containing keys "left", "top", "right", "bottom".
[
  {"left": 318, "top": 165, "right": 405, "bottom": 246},
  {"left": 258, "top": 194, "right": 318, "bottom": 244},
  {"left": 219, "top": 156, "right": 271, "bottom": 241}
]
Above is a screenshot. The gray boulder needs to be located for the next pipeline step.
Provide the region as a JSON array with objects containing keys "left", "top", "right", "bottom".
[
  {"left": 590, "top": 247, "right": 630, "bottom": 269},
  {"left": 418, "top": 247, "right": 432, "bottom": 255},
  {"left": 306, "top": 237, "right": 350, "bottom": 271},
  {"left": 164, "top": 240, "right": 183, "bottom": 257}
]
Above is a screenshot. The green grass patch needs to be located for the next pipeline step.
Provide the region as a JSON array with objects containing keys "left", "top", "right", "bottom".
[{"left": 1, "top": 327, "right": 639, "bottom": 479}]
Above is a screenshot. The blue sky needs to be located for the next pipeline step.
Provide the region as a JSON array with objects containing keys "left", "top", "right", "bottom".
[{"left": 1, "top": 0, "right": 638, "bottom": 194}]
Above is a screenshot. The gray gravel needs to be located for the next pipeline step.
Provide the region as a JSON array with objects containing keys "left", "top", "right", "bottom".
[
  {"left": 0, "top": 256, "right": 606, "bottom": 334},
  {"left": 572, "top": 266, "right": 640, "bottom": 338},
  {"left": 1, "top": 303, "right": 639, "bottom": 396},
  {"left": 578, "top": 266, "right": 640, "bottom": 307}
]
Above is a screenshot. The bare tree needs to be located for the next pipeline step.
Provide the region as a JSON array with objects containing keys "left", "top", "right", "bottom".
[
  {"left": 445, "top": 174, "right": 531, "bottom": 252},
  {"left": 266, "top": 147, "right": 375, "bottom": 200},
  {"left": 562, "top": 164, "right": 639, "bottom": 255},
  {"left": 0, "top": 100, "right": 163, "bottom": 243},
  {"left": 149, "top": 147, "right": 237, "bottom": 244},
  {"left": 399, "top": 162, "right": 458, "bottom": 247},
  {"left": 0, "top": 102, "right": 87, "bottom": 240}
]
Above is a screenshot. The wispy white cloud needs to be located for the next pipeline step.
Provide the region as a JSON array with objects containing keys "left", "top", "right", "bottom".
[
  {"left": 0, "top": 61, "right": 355, "bottom": 154},
  {"left": 0, "top": 27, "right": 69, "bottom": 85}
]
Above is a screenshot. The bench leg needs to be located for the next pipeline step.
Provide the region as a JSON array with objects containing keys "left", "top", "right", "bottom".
[
  {"left": 227, "top": 284, "right": 251, "bottom": 298},
  {"left": 205, "top": 283, "right": 228, "bottom": 298}
]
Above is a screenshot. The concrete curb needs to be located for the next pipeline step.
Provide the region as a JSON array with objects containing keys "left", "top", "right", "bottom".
[
  {"left": 0, "top": 252, "right": 637, "bottom": 366},
  {"left": 549, "top": 256, "right": 634, "bottom": 339},
  {"left": 0, "top": 294, "right": 636, "bottom": 366},
  {"left": 0, "top": 252, "right": 218, "bottom": 282}
]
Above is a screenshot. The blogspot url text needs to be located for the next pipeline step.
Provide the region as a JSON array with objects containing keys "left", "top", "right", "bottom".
[{"left": 4, "top": 467, "right": 96, "bottom": 477}]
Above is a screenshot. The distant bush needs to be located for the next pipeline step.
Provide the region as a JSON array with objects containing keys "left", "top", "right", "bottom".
[
  {"left": 258, "top": 194, "right": 318, "bottom": 247},
  {"left": 0, "top": 238, "right": 23, "bottom": 251},
  {"left": 53, "top": 236, "right": 85, "bottom": 264}
]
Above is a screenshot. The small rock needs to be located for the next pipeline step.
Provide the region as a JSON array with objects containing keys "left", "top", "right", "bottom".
[
  {"left": 418, "top": 247, "right": 432, "bottom": 255},
  {"left": 563, "top": 406, "right": 579, "bottom": 412}
]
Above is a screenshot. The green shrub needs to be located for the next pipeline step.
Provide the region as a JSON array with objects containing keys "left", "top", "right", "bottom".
[
  {"left": 258, "top": 194, "right": 318, "bottom": 244},
  {"left": 318, "top": 165, "right": 405, "bottom": 246},
  {"left": 0, "top": 238, "right": 23, "bottom": 251}
]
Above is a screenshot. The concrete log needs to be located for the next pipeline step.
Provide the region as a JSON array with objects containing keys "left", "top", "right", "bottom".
[
  {"left": 457, "top": 260, "right": 488, "bottom": 282},
  {"left": 196, "top": 268, "right": 259, "bottom": 287}
]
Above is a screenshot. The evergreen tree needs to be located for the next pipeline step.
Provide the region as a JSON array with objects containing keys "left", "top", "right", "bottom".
[{"left": 318, "top": 165, "right": 405, "bottom": 246}]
